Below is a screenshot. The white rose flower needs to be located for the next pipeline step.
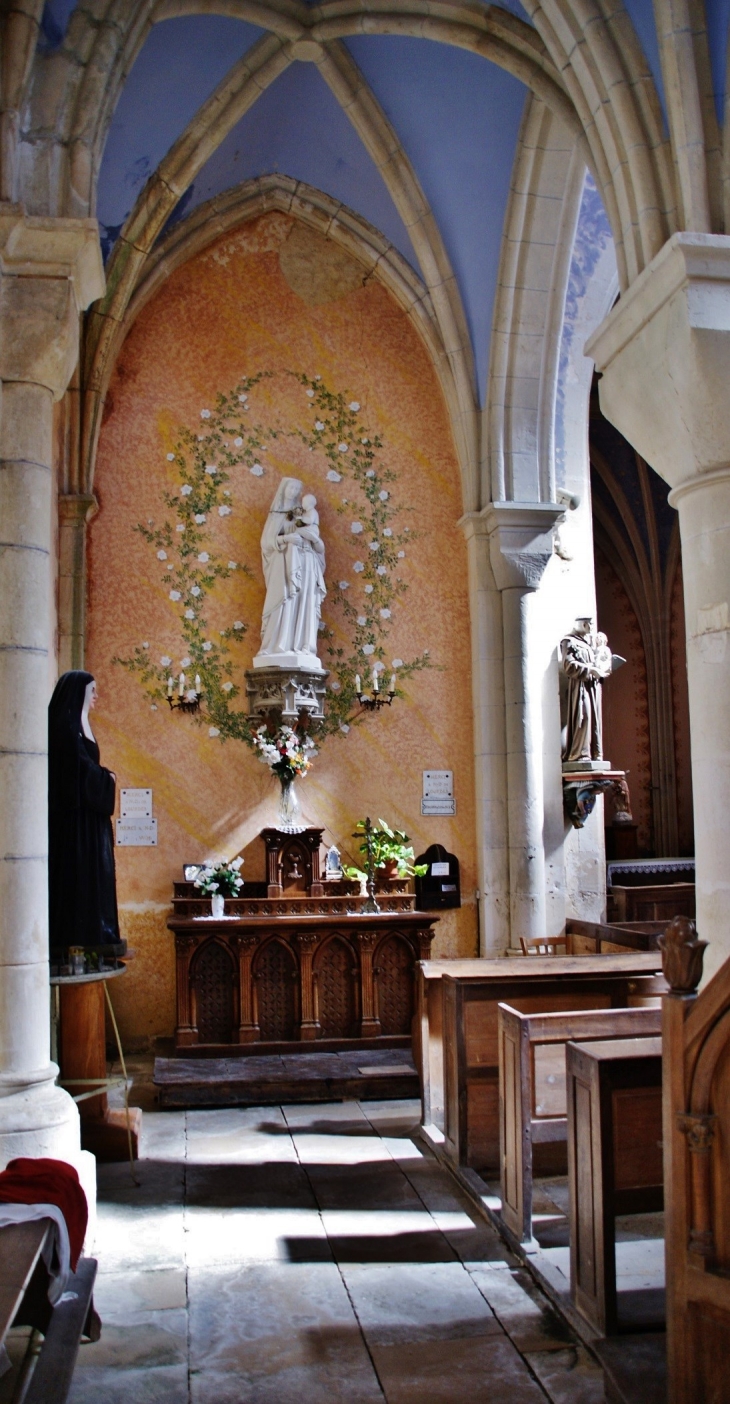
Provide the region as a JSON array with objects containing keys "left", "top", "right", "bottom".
[
  {"left": 200, "top": 409, "right": 211, "bottom": 419},
  {"left": 338, "top": 443, "right": 348, "bottom": 453},
  {"left": 373, "top": 661, "right": 385, "bottom": 673},
  {"left": 404, "top": 526, "right": 410, "bottom": 532},
  {"left": 353, "top": 561, "right": 364, "bottom": 573},
  {"left": 202, "top": 641, "right": 212, "bottom": 652},
  {"left": 369, "top": 542, "right": 379, "bottom": 552},
  {"left": 366, "top": 470, "right": 375, "bottom": 478},
  {"left": 351, "top": 522, "right": 363, "bottom": 534},
  {"left": 338, "top": 581, "right": 349, "bottom": 590},
  {"left": 383, "top": 528, "right": 393, "bottom": 537},
  {"left": 223, "top": 490, "right": 231, "bottom": 496},
  {"left": 314, "top": 421, "right": 324, "bottom": 432},
  {"left": 209, "top": 726, "right": 220, "bottom": 737},
  {"left": 142, "top": 642, "right": 149, "bottom": 649},
  {"left": 185, "top": 608, "right": 195, "bottom": 619},
  {"left": 219, "top": 505, "right": 232, "bottom": 515},
  {"left": 160, "top": 655, "right": 171, "bottom": 666},
  {"left": 364, "top": 584, "right": 374, "bottom": 594},
  {"left": 379, "top": 490, "right": 389, "bottom": 501},
  {"left": 349, "top": 401, "right": 360, "bottom": 411},
  {"left": 380, "top": 608, "right": 391, "bottom": 619},
  {"left": 176, "top": 524, "right": 184, "bottom": 533},
  {"left": 326, "top": 470, "right": 342, "bottom": 482},
  {"left": 330, "top": 680, "right": 341, "bottom": 692},
  {"left": 392, "top": 658, "right": 403, "bottom": 668},
  {"left": 357, "top": 615, "right": 368, "bottom": 626},
  {"left": 151, "top": 704, "right": 158, "bottom": 711},
  {"left": 233, "top": 621, "right": 244, "bottom": 630},
  {"left": 238, "top": 393, "right": 248, "bottom": 403},
  {"left": 222, "top": 681, "right": 233, "bottom": 692},
  {"left": 198, "top": 552, "right": 209, "bottom": 563},
  {"left": 195, "top": 513, "right": 206, "bottom": 524},
  {"left": 340, "top": 723, "right": 350, "bottom": 734},
  {"left": 181, "top": 484, "right": 192, "bottom": 496},
  {"left": 228, "top": 560, "right": 237, "bottom": 570},
  {"left": 361, "top": 437, "right": 369, "bottom": 445},
  {"left": 306, "top": 389, "right": 315, "bottom": 398},
  {"left": 398, "top": 550, "right": 406, "bottom": 558},
  {"left": 376, "top": 565, "right": 387, "bottom": 576},
  {"left": 250, "top": 465, "right": 264, "bottom": 477},
  {"left": 181, "top": 656, "right": 191, "bottom": 667},
  {"left": 205, "top": 465, "right": 216, "bottom": 476},
  {"left": 197, "top": 435, "right": 204, "bottom": 442},
  {"left": 166, "top": 452, "right": 175, "bottom": 462},
  {"left": 169, "top": 589, "right": 181, "bottom": 601},
  {"left": 157, "top": 550, "right": 167, "bottom": 560},
  {"left": 234, "top": 437, "right": 243, "bottom": 447},
  {"left": 191, "top": 586, "right": 201, "bottom": 597},
  {"left": 362, "top": 644, "right": 375, "bottom": 655}
]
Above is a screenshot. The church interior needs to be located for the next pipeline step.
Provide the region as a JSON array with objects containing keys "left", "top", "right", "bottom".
[{"left": 1, "top": 0, "right": 730, "bottom": 1398}]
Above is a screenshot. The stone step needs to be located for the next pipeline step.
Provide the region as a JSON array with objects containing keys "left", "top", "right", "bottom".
[{"left": 154, "top": 1047, "right": 419, "bottom": 1108}]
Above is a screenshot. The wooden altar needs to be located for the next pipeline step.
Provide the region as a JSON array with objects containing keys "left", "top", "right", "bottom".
[{"left": 169, "top": 829, "right": 439, "bottom": 1051}]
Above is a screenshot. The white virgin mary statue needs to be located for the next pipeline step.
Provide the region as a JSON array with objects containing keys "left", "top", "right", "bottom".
[{"left": 253, "top": 476, "right": 327, "bottom": 672}]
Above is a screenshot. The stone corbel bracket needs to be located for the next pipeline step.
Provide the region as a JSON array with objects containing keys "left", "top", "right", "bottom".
[
  {"left": 481, "top": 500, "right": 566, "bottom": 590},
  {"left": 245, "top": 666, "right": 329, "bottom": 723},
  {"left": 562, "top": 769, "right": 631, "bottom": 829}
]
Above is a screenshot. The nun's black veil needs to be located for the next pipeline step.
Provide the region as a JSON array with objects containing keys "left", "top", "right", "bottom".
[{"left": 48, "top": 670, "right": 122, "bottom": 954}]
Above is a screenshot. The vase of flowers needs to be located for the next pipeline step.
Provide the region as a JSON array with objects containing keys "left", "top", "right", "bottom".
[
  {"left": 252, "top": 724, "right": 317, "bottom": 834},
  {"left": 194, "top": 856, "right": 244, "bottom": 917}
]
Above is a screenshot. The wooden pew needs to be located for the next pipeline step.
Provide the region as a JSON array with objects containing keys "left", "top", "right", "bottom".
[
  {"left": 438, "top": 954, "right": 665, "bottom": 1169},
  {"left": 499, "top": 1002, "right": 662, "bottom": 1244},
  {"left": 415, "top": 942, "right": 665, "bottom": 1136},
  {"left": 567, "top": 1035, "right": 663, "bottom": 1335},
  {"left": 661, "top": 915, "right": 730, "bottom": 1403},
  {"left": 0, "top": 1221, "right": 100, "bottom": 1403}
]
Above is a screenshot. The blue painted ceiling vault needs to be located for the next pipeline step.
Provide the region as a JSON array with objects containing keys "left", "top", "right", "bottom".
[{"left": 40, "top": 0, "right": 707, "bottom": 401}]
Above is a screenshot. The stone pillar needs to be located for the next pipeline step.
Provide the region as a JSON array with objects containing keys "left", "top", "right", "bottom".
[
  {"left": 586, "top": 233, "right": 730, "bottom": 980},
  {"left": 484, "top": 502, "right": 563, "bottom": 947},
  {"left": 58, "top": 493, "right": 97, "bottom": 672},
  {"left": 0, "top": 205, "right": 104, "bottom": 1164}
]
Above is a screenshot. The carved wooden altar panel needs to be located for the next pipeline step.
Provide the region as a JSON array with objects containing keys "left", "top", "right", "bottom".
[
  {"left": 170, "top": 911, "right": 438, "bottom": 1050},
  {"left": 254, "top": 939, "right": 298, "bottom": 1042},
  {"left": 375, "top": 934, "right": 414, "bottom": 1036},
  {"left": 315, "top": 936, "right": 357, "bottom": 1039},
  {"left": 191, "top": 940, "right": 237, "bottom": 1044}
]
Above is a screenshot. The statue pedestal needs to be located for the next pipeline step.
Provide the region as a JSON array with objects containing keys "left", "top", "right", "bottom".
[
  {"left": 55, "top": 967, "right": 141, "bottom": 1163},
  {"left": 246, "top": 666, "right": 329, "bottom": 722},
  {"left": 252, "top": 651, "right": 325, "bottom": 672}
]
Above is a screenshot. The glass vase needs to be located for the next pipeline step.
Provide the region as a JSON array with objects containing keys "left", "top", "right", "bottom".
[{"left": 276, "top": 774, "right": 305, "bottom": 833}]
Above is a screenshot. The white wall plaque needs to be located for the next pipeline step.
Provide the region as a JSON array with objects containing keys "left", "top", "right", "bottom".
[
  {"left": 116, "top": 818, "right": 157, "bottom": 847},
  {"left": 431, "top": 861, "right": 450, "bottom": 876},
  {"left": 120, "top": 788, "right": 152, "bottom": 818},
  {"left": 421, "top": 770, "right": 456, "bottom": 816}
]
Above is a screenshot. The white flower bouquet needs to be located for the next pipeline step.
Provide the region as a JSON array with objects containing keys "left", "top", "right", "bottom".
[
  {"left": 252, "top": 724, "right": 317, "bottom": 783},
  {"left": 194, "top": 856, "right": 244, "bottom": 897}
]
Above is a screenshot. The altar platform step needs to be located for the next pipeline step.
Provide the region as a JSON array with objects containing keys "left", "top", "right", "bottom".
[{"left": 154, "top": 1047, "right": 419, "bottom": 1108}]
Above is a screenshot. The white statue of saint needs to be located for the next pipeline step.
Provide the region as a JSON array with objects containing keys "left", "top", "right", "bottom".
[{"left": 253, "top": 477, "right": 327, "bottom": 672}]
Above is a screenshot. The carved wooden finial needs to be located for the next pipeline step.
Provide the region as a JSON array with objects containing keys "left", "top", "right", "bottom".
[{"left": 659, "top": 915, "right": 707, "bottom": 994}]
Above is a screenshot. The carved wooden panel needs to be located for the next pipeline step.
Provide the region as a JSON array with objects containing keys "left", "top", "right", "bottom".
[
  {"left": 316, "top": 937, "right": 356, "bottom": 1038},
  {"left": 375, "top": 934, "right": 414, "bottom": 1035},
  {"left": 192, "top": 941, "right": 235, "bottom": 1044},
  {"left": 255, "top": 939, "right": 298, "bottom": 1042}
]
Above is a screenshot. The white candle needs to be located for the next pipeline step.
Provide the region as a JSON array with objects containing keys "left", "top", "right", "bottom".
[
  {"left": 195, "top": 675, "right": 201, "bottom": 693},
  {"left": 355, "top": 674, "right": 361, "bottom": 693},
  {"left": 372, "top": 669, "right": 379, "bottom": 692},
  {"left": 389, "top": 673, "right": 396, "bottom": 693},
  {"left": 179, "top": 672, "right": 185, "bottom": 697},
  {"left": 167, "top": 677, "right": 173, "bottom": 696}
]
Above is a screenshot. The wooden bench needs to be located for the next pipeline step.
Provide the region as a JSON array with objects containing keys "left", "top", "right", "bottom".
[
  {"left": 566, "top": 919, "right": 665, "bottom": 953},
  {"left": 567, "top": 1035, "right": 663, "bottom": 1334},
  {"left": 608, "top": 882, "right": 695, "bottom": 923},
  {"left": 0, "top": 1220, "right": 99, "bottom": 1402},
  {"left": 498, "top": 1002, "right": 662, "bottom": 1244},
  {"left": 438, "top": 954, "right": 666, "bottom": 1170}
]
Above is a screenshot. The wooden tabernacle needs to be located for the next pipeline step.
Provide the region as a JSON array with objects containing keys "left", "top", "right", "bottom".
[{"left": 169, "top": 829, "right": 438, "bottom": 1051}]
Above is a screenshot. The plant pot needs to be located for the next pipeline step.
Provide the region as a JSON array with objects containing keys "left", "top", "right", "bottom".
[
  {"left": 376, "top": 860, "right": 399, "bottom": 880},
  {"left": 211, "top": 893, "right": 225, "bottom": 919}
]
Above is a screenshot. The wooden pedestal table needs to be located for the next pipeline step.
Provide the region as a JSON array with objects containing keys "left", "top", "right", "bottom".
[{"left": 53, "top": 965, "right": 141, "bottom": 1164}]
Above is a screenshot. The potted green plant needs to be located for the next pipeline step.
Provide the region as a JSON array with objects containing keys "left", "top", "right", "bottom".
[{"left": 344, "top": 819, "right": 427, "bottom": 887}]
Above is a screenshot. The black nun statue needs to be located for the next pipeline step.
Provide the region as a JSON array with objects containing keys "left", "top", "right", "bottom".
[{"left": 48, "top": 670, "right": 124, "bottom": 955}]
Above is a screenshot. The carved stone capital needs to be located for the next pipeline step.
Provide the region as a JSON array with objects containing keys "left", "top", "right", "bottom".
[{"left": 460, "top": 501, "right": 564, "bottom": 591}]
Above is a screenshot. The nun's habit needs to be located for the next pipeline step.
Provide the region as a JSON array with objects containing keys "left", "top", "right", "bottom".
[{"left": 48, "top": 671, "right": 120, "bottom": 952}]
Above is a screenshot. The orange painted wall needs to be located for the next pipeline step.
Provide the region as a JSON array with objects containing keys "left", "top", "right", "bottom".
[{"left": 87, "top": 214, "right": 477, "bottom": 1046}]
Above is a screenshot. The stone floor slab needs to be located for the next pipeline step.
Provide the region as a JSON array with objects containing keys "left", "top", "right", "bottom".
[
  {"left": 341, "top": 1261, "right": 503, "bottom": 1344},
  {"left": 370, "top": 1334, "right": 549, "bottom": 1403}
]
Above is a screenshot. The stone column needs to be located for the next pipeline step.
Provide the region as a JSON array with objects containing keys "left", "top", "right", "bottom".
[
  {"left": 484, "top": 502, "right": 563, "bottom": 947},
  {"left": 586, "top": 233, "right": 730, "bottom": 980},
  {"left": 58, "top": 493, "right": 97, "bottom": 673},
  {"left": 0, "top": 205, "right": 104, "bottom": 1164}
]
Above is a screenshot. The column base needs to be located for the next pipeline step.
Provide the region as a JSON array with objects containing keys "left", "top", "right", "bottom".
[{"left": 0, "top": 1067, "right": 81, "bottom": 1168}]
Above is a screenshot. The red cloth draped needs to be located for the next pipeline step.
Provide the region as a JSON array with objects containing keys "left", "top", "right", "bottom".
[{"left": 0, "top": 1158, "right": 87, "bottom": 1268}]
